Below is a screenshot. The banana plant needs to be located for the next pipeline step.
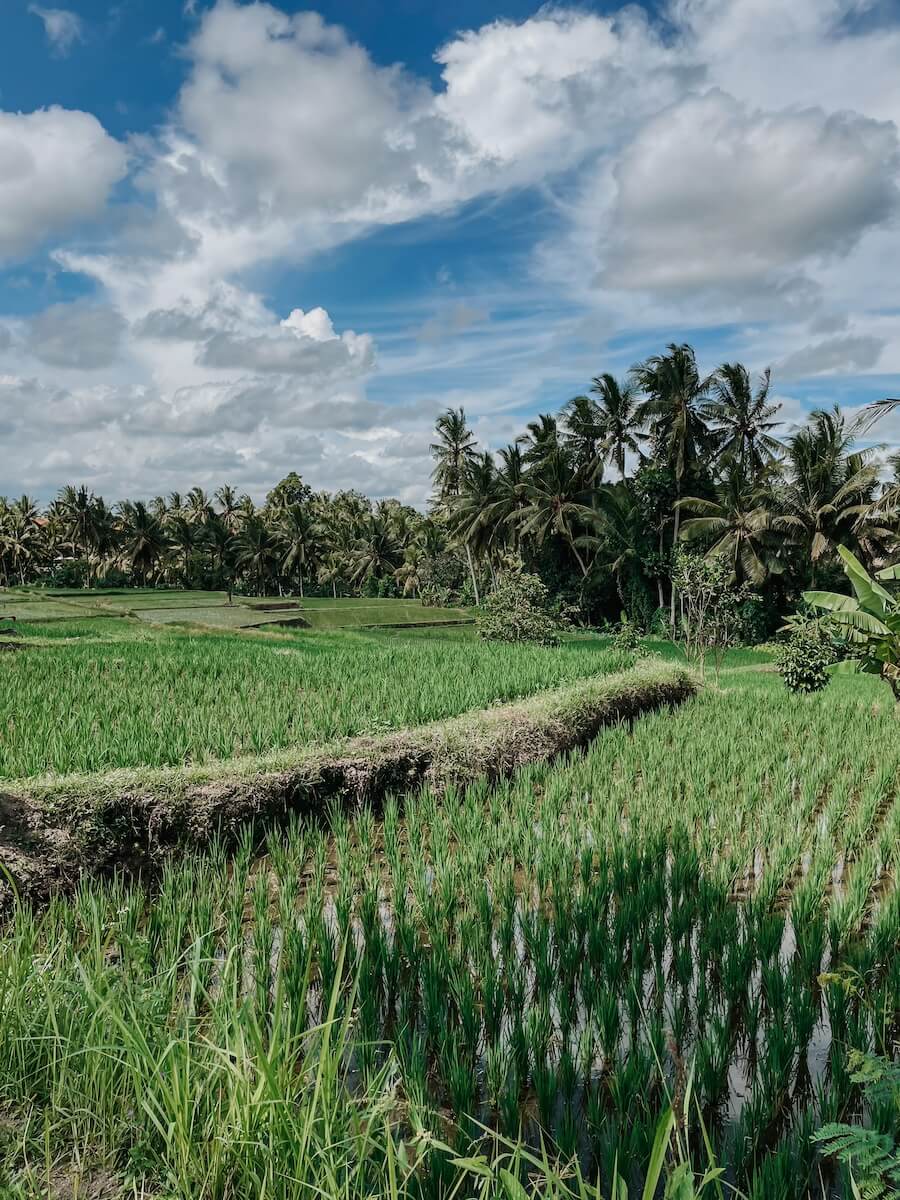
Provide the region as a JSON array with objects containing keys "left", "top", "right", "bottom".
[{"left": 804, "top": 546, "right": 900, "bottom": 701}]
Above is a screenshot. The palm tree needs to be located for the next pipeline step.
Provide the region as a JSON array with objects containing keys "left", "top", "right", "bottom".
[
  {"left": 118, "top": 501, "right": 169, "bottom": 585},
  {"left": 185, "top": 487, "right": 213, "bottom": 524},
  {"left": 394, "top": 543, "right": 426, "bottom": 597},
  {"left": 782, "top": 406, "right": 881, "bottom": 580},
  {"left": 166, "top": 514, "right": 202, "bottom": 586},
  {"left": 430, "top": 408, "right": 477, "bottom": 501},
  {"left": 631, "top": 343, "right": 715, "bottom": 622},
  {"left": 587, "top": 483, "right": 651, "bottom": 608},
  {"left": 705, "top": 363, "right": 782, "bottom": 481},
  {"left": 0, "top": 501, "right": 44, "bottom": 585},
  {"left": 277, "top": 504, "right": 320, "bottom": 597},
  {"left": 679, "top": 469, "right": 792, "bottom": 585},
  {"left": 203, "top": 515, "right": 237, "bottom": 600},
  {"left": 518, "top": 413, "right": 561, "bottom": 472},
  {"left": 489, "top": 444, "right": 529, "bottom": 554},
  {"left": 590, "top": 374, "right": 646, "bottom": 480},
  {"left": 562, "top": 394, "right": 603, "bottom": 473},
  {"left": 515, "top": 450, "right": 597, "bottom": 578},
  {"left": 56, "top": 485, "right": 103, "bottom": 583},
  {"left": 351, "top": 510, "right": 402, "bottom": 585},
  {"left": 214, "top": 485, "right": 242, "bottom": 530},
  {"left": 234, "top": 515, "right": 279, "bottom": 596},
  {"left": 317, "top": 552, "right": 348, "bottom": 600},
  {"left": 452, "top": 452, "right": 501, "bottom": 601}
]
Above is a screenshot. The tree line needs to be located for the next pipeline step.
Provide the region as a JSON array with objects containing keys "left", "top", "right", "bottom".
[{"left": 2, "top": 345, "right": 897, "bottom": 632}]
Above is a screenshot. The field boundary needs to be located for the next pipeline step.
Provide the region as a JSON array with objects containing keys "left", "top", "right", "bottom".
[{"left": 0, "top": 659, "right": 697, "bottom": 903}]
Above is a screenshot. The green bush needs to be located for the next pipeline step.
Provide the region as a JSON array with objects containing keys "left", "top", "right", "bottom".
[
  {"left": 476, "top": 573, "right": 561, "bottom": 646},
  {"left": 777, "top": 626, "right": 835, "bottom": 694},
  {"left": 613, "top": 614, "right": 646, "bottom": 656}
]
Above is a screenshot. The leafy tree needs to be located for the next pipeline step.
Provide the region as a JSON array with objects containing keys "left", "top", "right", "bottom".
[
  {"left": 671, "top": 548, "right": 747, "bottom": 680},
  {"left": 265, "top": 472, "right": 312, "bottom": 513},
  {"left": 475, "top": 572, "right": 560, "bottom": 645}
]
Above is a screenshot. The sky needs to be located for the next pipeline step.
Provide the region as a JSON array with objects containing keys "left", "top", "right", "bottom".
[{"left": 1, "top": 0, "right": 899, "bottom": 506}]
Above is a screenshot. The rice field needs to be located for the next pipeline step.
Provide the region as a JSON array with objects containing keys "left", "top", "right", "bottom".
[
  {"left": 0, "top": 624, "right": 630, "bottom": 779},
  {"left": 2, "top": 589, "right": 473, "bottom": 638},
  {"left": 0, "top": 669, "right": 896, "bottom": 1199}
]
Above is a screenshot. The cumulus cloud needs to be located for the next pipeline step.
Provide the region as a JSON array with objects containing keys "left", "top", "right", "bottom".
[
  {"left": 599, "top": 90, "right": 900, "bottom": 298},
  {"left": 26, "top": 300, "right": 127, "bottom": 369},
  {"left": 0, "top": 108, "right": 126, "bottom": 262},
  {"left": 29, "top": 5, "right": 83, "bottom": 55},
  {"left": 3, "top": 0, "right": 900, "bottom": 499}
]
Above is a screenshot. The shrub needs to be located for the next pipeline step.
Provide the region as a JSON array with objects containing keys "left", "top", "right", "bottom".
[
  {"left": 613, "top": 614, "right": 646, "bottom": 656},
  {"left": 476, "top": 573, "right": 560, "bottom": 646},
  {"left": 777, "top": 626, "right": 835, "bottom": 694}
]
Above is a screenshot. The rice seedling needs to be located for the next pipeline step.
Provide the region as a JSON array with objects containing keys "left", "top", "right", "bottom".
[{"left": 0, "top": 622, "right": 635, "bottom": 778}]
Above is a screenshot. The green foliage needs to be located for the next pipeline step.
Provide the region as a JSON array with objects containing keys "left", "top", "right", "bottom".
[
  {"left": 777, "top": 625, "right": 836, "bottom": 694},
  {"left": 613, "top": 613, "right": 647, "bottom": 656},
  {"left": 476, "top": 572, "right": 561, "bottom": 645},
  {"left": 802, "top": 546, "right": 900, "bottom": 702},
  {"left": 671, "top": 548, "right": 748, "bottom": 675},
  {"left": 813, "top": 1051, "right": 900, "bottom": 1198}
]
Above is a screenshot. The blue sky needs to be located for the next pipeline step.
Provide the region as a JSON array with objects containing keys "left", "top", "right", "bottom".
[{"left": 1, "top": 0, "right": 899, "bottom": 503}]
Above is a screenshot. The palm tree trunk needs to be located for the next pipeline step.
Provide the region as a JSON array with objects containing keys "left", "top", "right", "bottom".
[
  {"left": 670, "top": 482, "right": 681, "bottom": 629},
  {"left": 332, "top": 579, "right": 337, "bottom": 600},
  {"left": 465, "top": 543, "right": 480, "bottom": 606},
  {"left": 299, "top": 568, "right": 304, "bottom": 599}
]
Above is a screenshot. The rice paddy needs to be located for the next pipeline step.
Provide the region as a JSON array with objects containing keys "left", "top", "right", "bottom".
[
  {"left": 0, "top": 622, "right": 629, "bottom": 779},
  {"left": 3, "top": 587, "right": 471, "bottom": 626},
  {"left": 0, "top": 604, "right": 896, "bottom": 1198}
]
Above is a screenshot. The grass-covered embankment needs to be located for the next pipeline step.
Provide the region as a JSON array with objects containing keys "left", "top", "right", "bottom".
[{"left": 0, "top": 658, "right": 696, "bottom": 901}]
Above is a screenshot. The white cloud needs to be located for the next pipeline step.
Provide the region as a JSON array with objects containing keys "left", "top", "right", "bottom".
[
  {"left": 29, "top": 5, "right": 83, "bottom": 55},
  {"left": 26, "top": 300, "right": 127, "bottom": 369},
  {"left": 0, "top": 108, "right": 126, "bottom": 263},
  {"left": 598, "top": 90, "right": 900, "bottom": 299},
  {"left": 4, "top": 0, "right": 900, "bottom": 500},
  {"left": 777, "top": 334, "right": 886, "bottom": 378}
]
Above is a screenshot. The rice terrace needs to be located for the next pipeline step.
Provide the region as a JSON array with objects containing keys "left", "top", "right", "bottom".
[{"left": 2, "top": 1, "right": 900, "bottom": 1197}]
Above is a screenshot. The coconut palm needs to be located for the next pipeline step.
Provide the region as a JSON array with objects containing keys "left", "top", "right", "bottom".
[
  {"left": 118, "top": 501, "right": 169, "bottom": 585},
  {"left": 782, "top": 407, "right": 881, "bottom": 580},
  {"left": 705, "top": 363, "right": 782, "bottom": 481},
  {"left": 590, "top": 374, "right": 646, "bottom": 480},
  {"left": 561, "top": 394, "right": 603, "bottom": 473},
  {"left": 234, "top": 515, "right": 279, "bottom": 596},
  {"left": 518, "top": 413, "right": 561, "bottom": 472},
  {"left": 430, "top": 407, "right": 477, "bottom": 501},
  {"left": 586, "top": 483, "right": 652, "bottom": 607},
  {"left": 515, "top": 450, "right": 598, "bottom": 578},
  {"left": 277, "top": 503, "right": 320, "bottom": 597},
  {"left": 214, "top": 485, "right": 243, "bottom": 530},
  {"left": 0, "top": 502, "right": 44, "bottom": 585},
  {"left": 452, "top": 452, "right": 501, "bottom": 601},
  {"left": 351, "top": 510, "right": 402, "bottom": 585},
  {"left": 679, "top": 470, "right": 792, "bottom": 585}
]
